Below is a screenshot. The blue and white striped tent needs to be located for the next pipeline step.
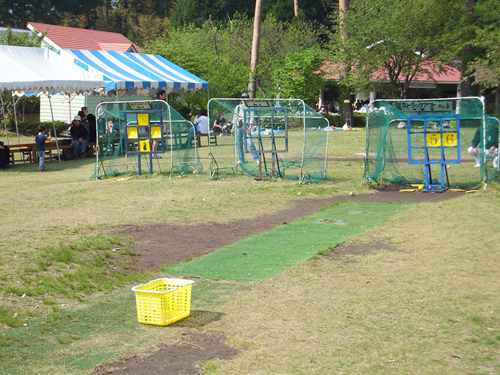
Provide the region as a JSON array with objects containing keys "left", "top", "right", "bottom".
[{"left": 59, "top": 49, "right": 209, "bottom": 95}]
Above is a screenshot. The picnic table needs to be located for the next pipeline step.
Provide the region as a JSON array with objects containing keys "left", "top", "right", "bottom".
[{"left": 7, "top": 139, "right": 95, "bottom": 164}]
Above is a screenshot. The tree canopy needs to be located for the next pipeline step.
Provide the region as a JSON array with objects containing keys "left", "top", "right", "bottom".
[
  {"left": 144, "top": 16, "right": 324, "bottom": 111},
  {"left": 3, "top": 0, "right": 500, "bottom": 108},
  {"left": 329, "top": 0, "right": 469, "bottom": 98},
  {"left": 468, "top": 0, "right": 500, "bottom": 89}
]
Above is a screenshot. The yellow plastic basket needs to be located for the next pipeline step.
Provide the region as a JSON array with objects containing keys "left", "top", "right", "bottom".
[{"left": 131, "top": 278, "right": 195, "bottom": 326}]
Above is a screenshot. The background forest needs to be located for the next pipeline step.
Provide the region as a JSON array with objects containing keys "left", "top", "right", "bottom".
[{"left": 1, "top": 0, "right": 500, "bottom": 115}]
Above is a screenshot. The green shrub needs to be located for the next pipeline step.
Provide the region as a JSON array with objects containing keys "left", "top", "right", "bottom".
[
  {"left": 7, "top": 121, "right": 69, "bottom": 136},
  {"left": 322, "top": 113, "right": 366, "bottom": 128}
]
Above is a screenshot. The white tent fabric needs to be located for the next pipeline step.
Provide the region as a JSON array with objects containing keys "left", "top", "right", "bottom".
[
  {"left": 0, "top": 45, "right": 105, "bottom": 95},
  {"left": 59, "top": 49, "right": 209, "bottom": 95},
  {"left": 0, "top": 45, "right": 104, "bottom": 154}
]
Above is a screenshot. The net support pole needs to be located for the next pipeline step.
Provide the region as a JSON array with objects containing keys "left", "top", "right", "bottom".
[
  {"left": 299, "top": 108, "right": 307, "bottom": 183},
  {"left": 1, "top": 93, "right": 10, "bottom": 145},
  {"left": 11, "top": 94, "right": 21, "bottom": 144},
  {"left": 47, "top": 93, "right": 61, "bottom": 162}
]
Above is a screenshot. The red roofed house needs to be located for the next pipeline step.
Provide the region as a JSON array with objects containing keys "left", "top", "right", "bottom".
[
  {"left": 320, "top": 61, "right": 463, "bottom": 104},
  {"left": 25, "top": 22, "right": 142, "bottom": 123},
  {"left": 27, "top": 22, "right": 140, "bottom": 53}
]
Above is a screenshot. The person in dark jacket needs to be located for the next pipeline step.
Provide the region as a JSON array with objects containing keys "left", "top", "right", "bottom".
[
  {"left": 0, "top": 142, "right": 9, "bottom": 169},
  {"left": 87, "top": 113, "right": 97, "bottom": 143},
  {"left": 70, "top": 115, "right": 89, "bottom": 159}
]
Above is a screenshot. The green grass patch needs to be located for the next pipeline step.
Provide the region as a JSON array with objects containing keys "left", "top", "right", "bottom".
[
  {"left": 0, "top": 234, "right": 142, "bottom": 323},
  {"left": 0, "top": 279, "right": 250, "bottom": 374},
  {"left": 201, "top": 193, "right": 500, "bottom": 375},
  {"left": 165, "top": 202, "right": 413, "bottom": 281}
]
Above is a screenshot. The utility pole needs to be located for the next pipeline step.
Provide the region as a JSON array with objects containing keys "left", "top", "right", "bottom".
[{"left": 248, "top": 0, "right": 263, "bottom": 98}]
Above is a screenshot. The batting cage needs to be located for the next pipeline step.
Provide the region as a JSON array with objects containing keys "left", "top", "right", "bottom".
[
  {"left": 364, "top": 97, "right": 500, "bottom": 190},
  {"left": 93, "top": 100, "right": 200, "bottom": 179},
  {"left": 207, "top": 98, "right": 330, "bottom": 183}
]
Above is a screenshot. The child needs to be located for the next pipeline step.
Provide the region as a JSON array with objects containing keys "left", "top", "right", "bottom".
[{"left": 35, "top": 125, "right": 51, "bottom": 172}]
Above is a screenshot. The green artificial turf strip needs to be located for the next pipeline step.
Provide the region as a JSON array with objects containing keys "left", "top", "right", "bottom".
[
  {"left": 0, "top": 279, "right": 249, "bottom": 375},
  {"left": 165, "top": 202, "right": 414, "bottom": 282}
]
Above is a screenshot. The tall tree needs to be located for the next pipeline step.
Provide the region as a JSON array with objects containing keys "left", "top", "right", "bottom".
[
  {"left": 330, "top": 0, "right": 469, "bottom": 98},
  {"left": 263, "top": 0, "right": 334, "bottom": 26},
  {"left": 269, "top": 46, "right": 324, "bottom": 102},
  {"left": 0, "top": 0, "right": 103, "bottom": 28},
  {"left": 0, "top": 27, "right": 45, "bottom": 46},
  {"left": 339, "top": 0, "right": 353, "bottom": 126},
  {"left": 169, "top": 0, "right": 334, "bottom": 28},
  {"left": 460, "top": 0, "right": 477, "bottom": 96},
  {"left": 169, "top": 0, "right": 215, "bottom": 28},
  {"left": 248, "top": 0, "right": 263, "bottom": 98},
  {"left": 145, "top": 16, "right": 322, "bottom": 100},
  {"left": 471, "top": 0, "right": 500, "bottom": 88}
]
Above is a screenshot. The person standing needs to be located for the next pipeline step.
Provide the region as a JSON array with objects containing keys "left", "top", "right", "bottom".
[
  {"left": 79, "top": 107, "right": 90, "bottom": 135},
  {"left": 35, "top": 125, "right": 51, "bottom": 171},
  {"left": 233, "top": 93, "right": 259, "bottom": 164},
  {"left": 151, "top": 89, "right": 166, "bottom": 158},
  {"left": 97, "top": 102, "right": 106, "bottom": 136}
]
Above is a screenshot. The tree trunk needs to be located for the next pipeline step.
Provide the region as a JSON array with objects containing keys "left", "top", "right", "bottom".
[
  {"left": 461, "top": 0, "right": 476, "bottom": 97},
  {"left": 339, "top": 0, "right": 353, "bottom": 127},
  {"left": 248, "top": 0, "right": 264, "bottom": 99},
  {"left": 294, "top": 0, "right": 299, "bottom": 16},
  {"left": 494, "top": 86, "right": 499, "bottom": 116}
]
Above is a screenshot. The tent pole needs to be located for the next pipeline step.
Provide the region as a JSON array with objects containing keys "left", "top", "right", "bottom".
[
  {"left": 48, "top": 94, "right": 61, "bottom": 162},
  {"left": 12, "top": 93, "right": 21, "bottom": 144},
  {"left": 68, "top": 93, "right": 72, "bottom": 123},
  {"left": 0, "top": 92, "right": 9, "bottom": 145},
  {"left": 63, "top": 93, "right": 73, "bottom": 123}
]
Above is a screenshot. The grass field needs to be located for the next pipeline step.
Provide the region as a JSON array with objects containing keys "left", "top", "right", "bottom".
[
  {"left": 203, "top": 192, "right": 500, "bottom": 375},
  {"left": 1, "top": 130, "right": 499, "bottom": 374}
]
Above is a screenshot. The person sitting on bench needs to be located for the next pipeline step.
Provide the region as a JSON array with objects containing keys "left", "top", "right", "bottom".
[
  {"left": 194, "top": 108, "right": 209, "bottom": 134},
  {"left": 213, "top": 113, "right": 227, "bottom": 134},
  {"left": 70, "top": 115, "right": 89, "bottom": 159}
]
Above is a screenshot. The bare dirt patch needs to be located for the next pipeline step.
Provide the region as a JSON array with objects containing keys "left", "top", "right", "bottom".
[
  {"left": 113, "top": 190, "right": 463, "bottom": 272},
  {"left": 324, "top": 239, "right": 400, "bottom": 263},
  {"left": 96, "top": 332, "right": 238, "bottom": 375}
]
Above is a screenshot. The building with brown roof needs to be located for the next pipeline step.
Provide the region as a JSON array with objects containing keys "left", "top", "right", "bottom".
[{"left": 27, "top": 22, "right": 140, "bottom": 53}]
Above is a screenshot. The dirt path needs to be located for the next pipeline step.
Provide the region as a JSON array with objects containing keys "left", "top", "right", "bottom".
[{"left": 113, "top": 190, "right": 462, "bottom": 273}]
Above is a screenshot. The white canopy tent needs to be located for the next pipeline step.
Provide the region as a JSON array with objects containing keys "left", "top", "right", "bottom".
[{"left": 0, "top": 45, "right": 104, "bottom": 161}]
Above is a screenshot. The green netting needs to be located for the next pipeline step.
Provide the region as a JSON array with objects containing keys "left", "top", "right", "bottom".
[
  {"left": 364, "top": 98, "right": 500, "bottom": 188},
  {"left": 93, "top": 100, "right": 201, "bottom": 179},
  {"left": 207, "top": 98, "right": 330, "bottom": 183}
]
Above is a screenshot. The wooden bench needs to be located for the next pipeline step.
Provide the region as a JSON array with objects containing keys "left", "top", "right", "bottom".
[
  {"left": 46, "top": 141, "right": 96, "bottom": 160},
  {"left": 7, "top": 143, "right": 36, "bottom": 165},
  {"left": 44, "top": 143, "right": 72, "bottom": 161},
  {"left": 196, "top": 133, "right": 217, "bottom": 147},
  {"left": 7, "top": 140, "right": 96, "bottom": 164}
]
